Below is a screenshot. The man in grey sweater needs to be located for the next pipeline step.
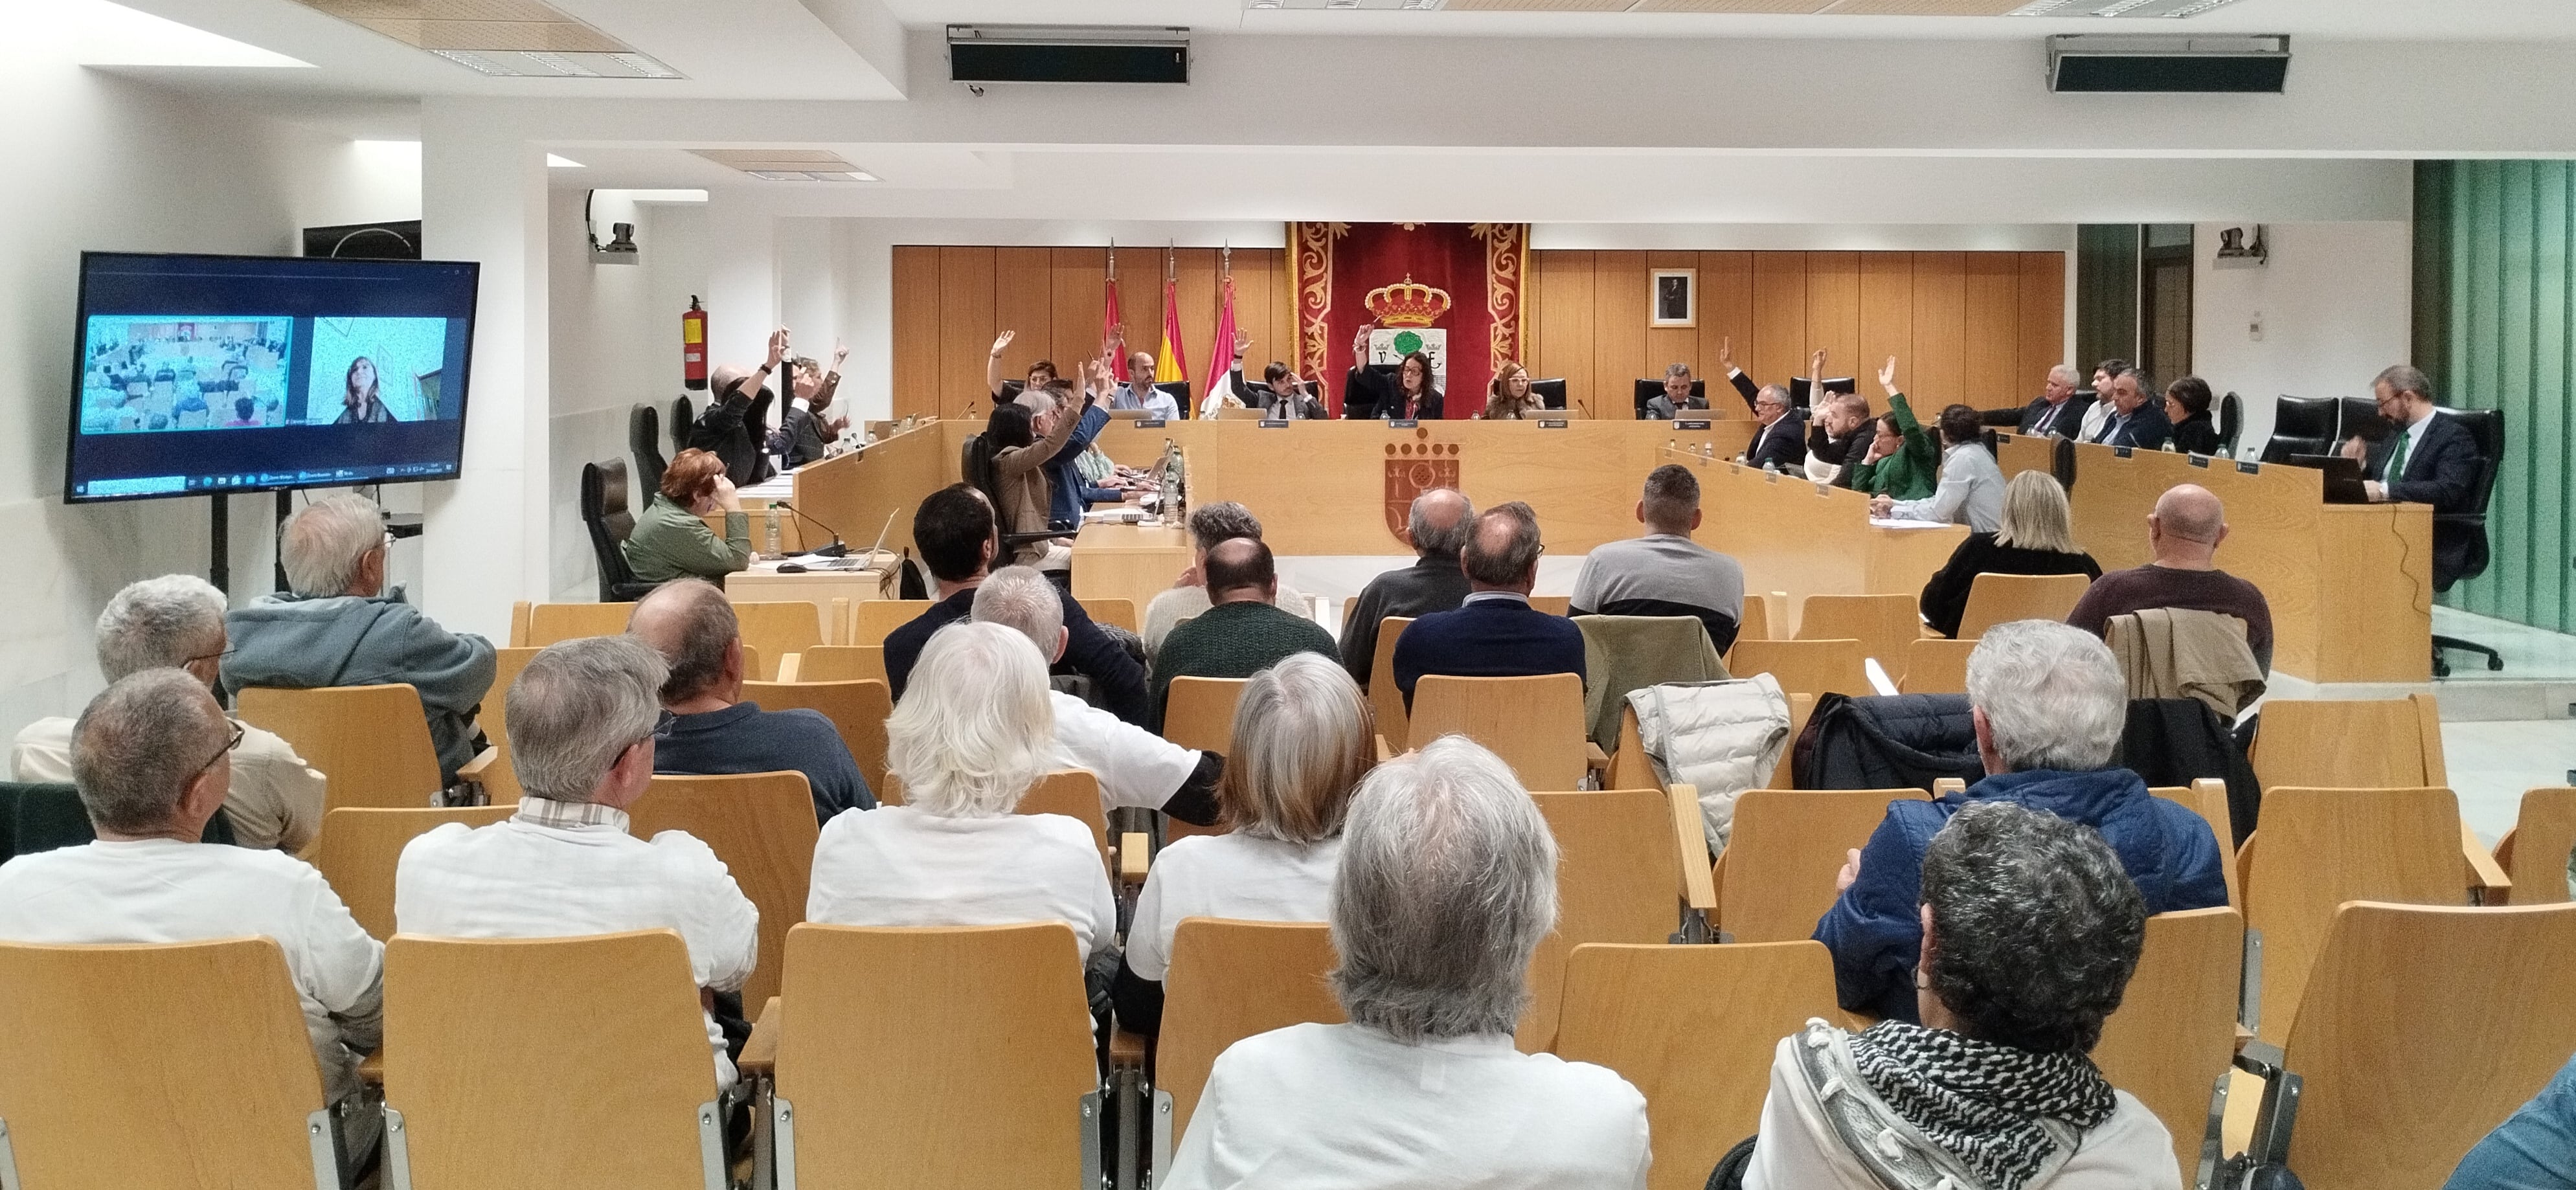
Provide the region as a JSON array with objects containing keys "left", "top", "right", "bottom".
[
  {"left": 223, "top": 495, "right": 495, "bottom": 783},
  {"left": 1570, "top": 465, "right": 1747, "bottom": 652}
]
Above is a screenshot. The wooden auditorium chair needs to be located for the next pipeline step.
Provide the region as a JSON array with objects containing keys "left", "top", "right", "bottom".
[
  {"left": 1954, "top": 571, "right": 2094, "bottom": 639},
  {"left": 382, "top": 930, "right": 732, "bottom": 1189},
  {"left": 852, "top": 599, "right": 934, "bottom": 647},
  {"left": 1017, "top": 769, "right": 1140, "bottom": 883},
  {"left": 0, "top": 937, "right": 358, "bottom": 1189},
  {"left": 2151, "top": 778, "right": 2241, "bottom": 908},
  {"left": 237, "top": 683, "right": 446, "bottom": 812},
  {"left": 1517, "top": 789, "right": 1689, "bottom": 1053},
  {"left": 522, "top": 600, "right": 637, "bottom": 646},
  {"left": 1796, "top": 594, "right": 1922, "bottom": 675},
  {"left": 1724, "top": 638, "right": 1869, "bottom": 701},
  {"left": 1160, "top": 676, "right": 1248, "bottom": 755},
  {"left": 1078, "top": 598, "right": 1140, "bottom": 633},
  {"left": 1899, "top": 636, "right": 1977, "bottom": 694},
  {"left": 2090, "top": 906, "right": 2247, "bottom": 1184},
  {"left": 730, "top": 600, "right": 829, "bottom": 680},
  {"left": 764, "top": 923, "right": 1105, "bottom": 1190},
  {"left": 778, "top": 644, "right": 887, "bottom": 686},
  {"left": 1554, "top": 941, "right": 1841, "bottom": 1190},
  {"left": 1407, "top": 673, "right": 1599, "bottom": 791},
  {"left": 308, "top": 805, "right": 512, "bottom": 939},
  {"left": 1528, "top": 594, "right": 1573, "bottom": 616},
  {"left": 1714, "top": 787, "right": 1930, "bottom": 943},
  {"left": 1368, "top": 616, "right": 1413, "bottom": 748},
  {"left": 628, "top": 771, "right": 819, "bottom": 1009},
  {"left": 2247, "top": 693, "right": 2446, "bottom": 791},
  {"left": 1733, "top": 594, "right": 1771, "bottom": 644},
  {"left": 2495, "top": 786, "right": 2576, "bottom": 903},
  {"left": 1149, "top": 920, "right": 1345, "bottom": 1152},
  {"left": 739, "top": 677, "right": 893, "bottom": 805}
]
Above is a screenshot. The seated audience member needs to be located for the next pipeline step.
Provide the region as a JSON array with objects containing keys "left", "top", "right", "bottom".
[
  {"left": 1142, "top": 502, "right": 1311, "bottom": 658},
  {"left": 224, "top": 493, "right": 495, "bottom": 784},
  {"left": 2445, "top": 1051, "right": 2576, "bottom": 1190},
  {"left": 2064, "top": 484, "right": 2275, "bottom": 673},
  {"left": 1226, "top": 332, "right": 1327, "bottom": 420},
  {"left": 973, "top": 567, "right": 1221, "bottom": 826},
  {"left": 1340, "top": 488, "right": 1474, "bottom": 691},
  {"left": 1113, "top": 653, "right": 1368, "bottom": 1035},
  {"left": 1871, "top": 398, "right": 2005, "bottom": 533},
  {"left": 2351, "top": 365, "right": 2486, "bottom": 587},
  {"left": 1391, "top": 502, "right": 1585, "bottom": 709},
  {"left": 1982, "top": 363, "right": 2094, "bottom": 438},
  {"left": 394, "top": 636, "right": 756, "bottom": 1088},
  {"left": 1917, "top": 471, "right": 2103, "bottom": 639},
  {"left": 1849, "top": 369, "right": 1941, "bottom": 503},
  {"left": 1570, "top": 464, "right": 1748, "bottom": 652},
  {"left": 13, "top": 575, "right": 324, "bottom": 851},
  {"left": 1813, "top": 621, "right": 2227, "bottom": 1023},
  {"left": 884, "top": 484, "right": 1146, "bottom": 723},
  {"left": 1645, "top": 361, "right": 1708, "bottom": 421},
  {"left": 2163, "top": 376, "right": 2223, "bottom": 456},
  {"left": 1149, "top": 539, "right": 1339, "bottom": 731},
  {"left": 1745, "top": 802, "right": 2173, "bottom": 1190},
  {"left": 1162, "top": 737, "right": 1650, "bottom": 1189},
  {"left": 623, "top": 447, "right": 752, "bottom": 584},
  {"left": 627, "top": 579, "right": 873, "bottom": 823},
  {"left": 2087, "top": 368, "right": 2173, "bottom": 451},
  {"left": 0, "top": 669, "right": 383, "bottom": 1165},
  {"left": 806, "top": 622, "right": 1116, "bottom": 961}
]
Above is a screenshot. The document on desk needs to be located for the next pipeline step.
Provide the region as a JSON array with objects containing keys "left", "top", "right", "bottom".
[{"left": 1868, "top": 517, "right": 1956, "bottom": 530}]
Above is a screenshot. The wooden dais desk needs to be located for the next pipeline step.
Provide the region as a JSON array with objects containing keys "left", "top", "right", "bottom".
[{"left": 1070, "top": 522, "right": 1193, "bottom": 621}]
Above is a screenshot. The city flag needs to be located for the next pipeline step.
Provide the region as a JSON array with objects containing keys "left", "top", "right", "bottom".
[
  {"left": 1203, "top": 273, "right": 1238, "bottom": 412},
  {"left": 1103, "top": 274, "right": 1127, "bottom": 383}
]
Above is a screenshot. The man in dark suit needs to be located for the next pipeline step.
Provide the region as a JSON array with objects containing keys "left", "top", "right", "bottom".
[
  {"left": 1980, "top": 364, "right": 2094, "bottom": 438},
  {"left": 2353, "top": 364, "right": 2485, "bottom": 585},
  {"left": 1389, "top": 502, "right": 1584, "bottom": 710},
  {"left": 2087, "top": 369, "right": 2172, "bottom": 450}
]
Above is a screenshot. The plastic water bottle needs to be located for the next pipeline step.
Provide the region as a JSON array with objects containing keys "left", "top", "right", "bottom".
[{"left": 764, "top": 508, "right": 782, "bottom": 556}]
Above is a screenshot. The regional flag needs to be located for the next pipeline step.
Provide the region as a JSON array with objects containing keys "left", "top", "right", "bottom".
[
  {"left": 1103, "top": 275, "right": 1127, "bottom": 383},
  {"left": 1203, "top": 274, "right": 1238, "bottom": 413}
]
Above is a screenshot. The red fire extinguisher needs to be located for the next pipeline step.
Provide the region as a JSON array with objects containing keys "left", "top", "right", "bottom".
[{"left": 681, "top": 296, "right": 708, "bottom": 390}]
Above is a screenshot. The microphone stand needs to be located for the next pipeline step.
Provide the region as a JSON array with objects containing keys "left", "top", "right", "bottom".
[{"left": 773, "top": 501, "right": 849, "bottom": 558}]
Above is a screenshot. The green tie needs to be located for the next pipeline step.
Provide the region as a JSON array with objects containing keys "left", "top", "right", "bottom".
[{"left": 2386, "top": 426, "right": 2410, "bottom": 480}]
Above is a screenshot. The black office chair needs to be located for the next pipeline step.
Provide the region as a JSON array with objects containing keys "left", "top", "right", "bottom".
[
  {"left": 1633, "top": 378, "right": 1708, "bottom": 420},
  {"left": 2218, "top": 392, "right": 2243, "bottom": 455},
  {"left": 580, "top": 459, "right": 658, "bottom": 603},
  {"left": 629, "top": 403, "right": 668, "bottom": 498},
  {"left": 997, "top": 379, "right": 1027, "bottom": 403},
  {"left": 2431, "top": 408, "right": 2506, "bottom": 677},
  {"left": 2259, "top": 395, "right": 2342, "bottom": 462},
  {"left": 1157, "top": 381, "right": 1191, "bottom": 414},
  {"left": 1530, "top": 378, "right": 1567, "bottom": 410},
  {"left": 668, "top": 395, "right": 695, "bottom": 460}
]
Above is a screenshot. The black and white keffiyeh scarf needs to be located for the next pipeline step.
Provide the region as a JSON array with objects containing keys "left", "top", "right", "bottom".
[{"left": 1836, "top": 1020, "right": 2119, "bottom": 1190}]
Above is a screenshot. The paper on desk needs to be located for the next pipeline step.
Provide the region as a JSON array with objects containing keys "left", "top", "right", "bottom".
[{"left": 1869, "top": 517, "right": 1955, "bottom": 530}]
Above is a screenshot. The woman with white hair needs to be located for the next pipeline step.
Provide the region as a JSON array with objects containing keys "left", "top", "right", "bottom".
[
  {"left": 1915, "top": 470, "right": 2103, "bottom": 638},
  {"left": 1162, "top": 736, "right": 1651, "bottom": 1190},
  {"left": 1111, "top": 652, "right": 1373, "bottom": 1036},
  {"left": 805, "top": 620, "right": 1116, "bottom": 961},
  {"left": 1734, "top": 801, "right": 2173, "bottom": 1190}
]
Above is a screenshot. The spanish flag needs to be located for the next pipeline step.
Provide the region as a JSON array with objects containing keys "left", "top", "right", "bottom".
[{"left": 1157, "top": 277, "right": 1189, "bottom": 385}]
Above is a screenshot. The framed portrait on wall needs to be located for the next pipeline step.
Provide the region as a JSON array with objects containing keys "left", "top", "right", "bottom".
[{"left": 1650, "top": 268, "right": 1696, "bottom": 328}]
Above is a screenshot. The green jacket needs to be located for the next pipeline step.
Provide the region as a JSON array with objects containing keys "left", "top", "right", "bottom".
[
  {"left": 623, "top": 493, "right": 752, "bottom": 583},
  {"left": 1849, "top": 390, "right": 1939, "bottom": 502},
  {"left": 1147, "top": 600, "right": 1339, "bottom": 732}
]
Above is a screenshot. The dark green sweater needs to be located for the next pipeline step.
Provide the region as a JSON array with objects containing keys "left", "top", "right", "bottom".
[{"left": 1146, "top": 600, "right": 1340, "bottom": 731}]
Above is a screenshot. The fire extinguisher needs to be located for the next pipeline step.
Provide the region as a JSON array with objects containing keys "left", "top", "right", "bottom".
[{"left": 681, "top": 296, "right": 708, "bottom": 390}]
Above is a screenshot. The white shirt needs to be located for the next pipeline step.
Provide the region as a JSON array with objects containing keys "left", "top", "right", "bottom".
[
  {"left": 1049, "top": 690, "right": 1199, "bottom": 813},
  {"left": 1113, "top": 382, "right": 1181, "bottom": 421},
  {"left": 806, "top": 804, "right": 1116, "bottom": 960},
  {"left": 1164, "top": 1022, "right": 1652, "bottom": 1190},
  {"left": 14, "top": 715, "right": 325, "bottom": 853},
  {"left": 0, "top": 839, "right": 383, "bottom": 1105},
  {"left": 1125, "top": 833, "right": 1342, "bottom": 981},
  {"left": 393, "top": 800, "right": 758, "bottom": 1088}
]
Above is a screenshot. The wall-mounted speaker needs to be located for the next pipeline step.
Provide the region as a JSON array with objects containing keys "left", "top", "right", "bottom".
[{"left": 2048, "top": 34, "right": 2290, "bottom": 93}]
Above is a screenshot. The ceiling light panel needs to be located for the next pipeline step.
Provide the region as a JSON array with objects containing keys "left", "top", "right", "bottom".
[
  {"left": 691, "top": 150, "right": 881, "bottom": 182},
  {"left": 288, "top": 0, "right": 684, "bottom": 74}
]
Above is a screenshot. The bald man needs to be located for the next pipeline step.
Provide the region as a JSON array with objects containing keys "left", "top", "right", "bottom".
[
  {"left": 1340, "top": 488, "right": 1476, "bottom": 690},
  {"left": 1146, "top": 538, "right": 1339, "bottom": 731},
  {"left": 628, "top": 579, "right": 873, "bottom": 822},
  {"left": 2064, "top": 484, "right": 2275, "bottom": 673}
]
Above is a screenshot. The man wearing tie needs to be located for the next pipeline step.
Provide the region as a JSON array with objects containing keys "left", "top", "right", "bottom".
[
  {"left": 2350, "top": 365, "right": 2483, "bottom": 583},
  {"left": 1982, "top": 365, "right": 2093, "bottom": 438},
  {"left": 2088, "top": 370, "right": 2172, "bottom": 450}
]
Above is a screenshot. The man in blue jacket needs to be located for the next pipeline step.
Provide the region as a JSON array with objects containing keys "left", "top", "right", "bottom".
[
  {"left": 1813, "top": 620, "right": 2228, "bottom": 1023},
  {"left": 1389, "top": 501, "right": 1585, "bottom": 710}
]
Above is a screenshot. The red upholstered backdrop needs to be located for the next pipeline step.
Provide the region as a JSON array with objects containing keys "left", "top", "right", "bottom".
[{"left": 1291, "top": 222, "right": 1530, "bottom": 418}]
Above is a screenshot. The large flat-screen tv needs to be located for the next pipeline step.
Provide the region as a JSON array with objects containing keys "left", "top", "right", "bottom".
[{"left": 64, "top": 251, "right": 479, "bottom": 502}]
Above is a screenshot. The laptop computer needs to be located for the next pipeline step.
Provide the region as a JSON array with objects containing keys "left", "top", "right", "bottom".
[{"left": 2287, "top": 453, "right": 2369, "bottom": 504}]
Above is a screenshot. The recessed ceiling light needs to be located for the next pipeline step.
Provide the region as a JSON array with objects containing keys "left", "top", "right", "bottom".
[
  {"left": 546, "top": 153, "right": 586, "bottom": 168},
  {"left": 846, "top": 171, "right": 881, "bottom": 182}
]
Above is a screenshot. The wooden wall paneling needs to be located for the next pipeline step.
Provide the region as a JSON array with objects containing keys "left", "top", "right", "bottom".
[
  {"left": 935, "top": 246, "right": 997, "bottom": 421},
  {"left": 1803, "top": 251, "right": 1862, "bottom": 385},
  {"left": 890, "top": 246, "right": 941, "bottom": 421},
  {"left": 993, "top": 247, "right": 1057, "bottom": 383},
  {"left": 1908, "top": 253, "right": 1967, "bottom": 408},
  {"left": 1173, "top": 248, "right": 1219, "bottom": 392},
  {"left": 1856, "top": 254, "right": 1913, "bottom": 404},
  {"left": 2015, "top": 252, "right": 2068, "bottom": 401},
  {"left": 1749, "top": 253, "right": 1809, "bottom": 400},
  {"left": 1226, "top": 251, "right": 1278, "bottom": 376},
  {"left": 1961, "top": 253, "right": 2022, "bottom": 408},
  {"left": 1699, "top": 251, "right": 1755, "bottom": 416},
  {"left": 1594, "top": 251, "right": 1651, "bottom": 420},
  {"left": 1113, "top": 260, "right": 1162, "bottom": 378},
  {"left": 1049, "top": 248, "right": 1108, "bottom": 380},
  {"left": 1532, "top": 251, "right": 1596, "bottom": 415},
  {"left": 1645, "top": 250, "right": 1700, "bottom": 378}
]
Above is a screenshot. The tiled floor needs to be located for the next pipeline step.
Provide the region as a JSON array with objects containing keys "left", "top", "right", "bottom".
[
  {"left": 2434, "top": 605, "right": 2576, "bottom": 682},
  {"left": 2448, "top": 718, "right": 2576, "bottom": 845}
]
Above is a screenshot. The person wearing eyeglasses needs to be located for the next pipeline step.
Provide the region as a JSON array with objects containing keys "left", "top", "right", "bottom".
[{"left": 12, "top": 574, "right": 325, "bottom": 853}]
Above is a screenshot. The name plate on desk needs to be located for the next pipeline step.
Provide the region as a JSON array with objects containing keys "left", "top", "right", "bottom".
[
  {"left": 1539, "top": 419, "right": 1568, "bottom": 429},
  {"left": 2237, "top": 460, "right": 2263, "bottom": 475},
  {"left": 1258, "top": 419, "right": 1289, "bottom": 428},
  {"left": 2188, "top": 455, "right": 2211, "bottom": 469},
  {"left": 1133, "top": 418, "right": 1166, "bottom": 429},
  {"left": 1675, "top": 420, "right": 1712, "bottom": 431},
  {"left": 1387, "top": 419, "right": 1420, "bottom": 428},
  {"left": 2114, "top": 445, "right": 2135, "bottom": 458}
]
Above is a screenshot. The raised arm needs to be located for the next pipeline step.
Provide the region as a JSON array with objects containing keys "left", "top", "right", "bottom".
[{"left": 986, "top": 330, "right": 1015, "bottom": 398}]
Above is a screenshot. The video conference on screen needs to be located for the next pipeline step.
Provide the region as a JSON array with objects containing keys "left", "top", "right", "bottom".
[{"left": 80, "top": 315, "right": 456, "bottom": 436}]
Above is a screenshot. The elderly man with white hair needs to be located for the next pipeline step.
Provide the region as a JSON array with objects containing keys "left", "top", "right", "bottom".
[
  {"left": 0, "top": 668, "right": 384, "bottom": 1170},
  {"left": 13, "top": 574, "right": 325, "bottom": 851},
  {"left": 1163, "top": 736, "right": 1653, "bottom": 1190},
  {"left": 394, "top": 636, "right": 758, "bottom": 1088},
  {"left": 1813, "top": 620, "right": 2228, "bottom": 1024},
  {"left": 973, "top": 566, "right": 1223, "bottom": 825},
  {"left": 223, "top": 494, "right": 495, "bottom": 783}
]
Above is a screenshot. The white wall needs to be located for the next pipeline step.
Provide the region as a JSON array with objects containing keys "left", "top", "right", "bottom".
[{"left": 2191, "top": 221, "right": 2414, "bottom": 453}]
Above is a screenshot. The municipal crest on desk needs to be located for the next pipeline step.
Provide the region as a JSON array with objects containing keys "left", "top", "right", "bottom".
[{"left": 1384, "top": 436, "right": 1461, "bottom": 545}]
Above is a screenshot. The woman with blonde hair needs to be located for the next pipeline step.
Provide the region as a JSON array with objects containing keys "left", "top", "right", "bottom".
[
  {"left": 1113, "top": 651, "right": 1375, "bottom": 1035},
  {"left": 1481, "top": 361, "right": 1539, "bottom": 420},
  {"left": 621, "top": 447, "right": 752, "bottom": 584},
  {"left": 1915, "top": 469, "right": 2102, "bottom": 638},
  {"left": 806, "top": 620, "right": 1116, "bottom": 960}
]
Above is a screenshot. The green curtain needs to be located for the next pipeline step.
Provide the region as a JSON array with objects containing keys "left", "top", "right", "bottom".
[{"left": 2415, "top": 161, "right": 2575, "bottom": 633}]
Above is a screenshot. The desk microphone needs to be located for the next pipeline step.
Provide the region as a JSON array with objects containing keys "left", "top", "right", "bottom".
[{"left": 773, "top": 502, "right": 850, "bottom": 557}]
